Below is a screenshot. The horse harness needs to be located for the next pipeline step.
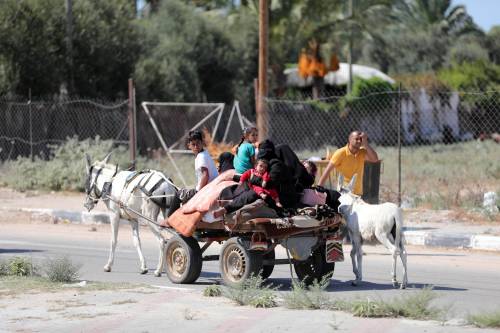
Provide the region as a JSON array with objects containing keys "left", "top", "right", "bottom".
[{"left": 85, "top": 165, "right": 118, "bottom": 204}]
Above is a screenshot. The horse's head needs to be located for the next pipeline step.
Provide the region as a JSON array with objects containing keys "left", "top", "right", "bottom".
[
  {"left": 84, "top": 153, "right": 117, "bottom": 211},
  {"left": 336, "top": 174, "right": 359, "bottom": 214}
]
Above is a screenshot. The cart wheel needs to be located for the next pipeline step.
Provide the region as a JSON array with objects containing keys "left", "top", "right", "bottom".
[
  {"left": 293, "top": 244, "right": 335, "bottom": 286},
  {"left": 220, "top": 237, "right": 263, "bottom": 287},
  {"left": 165, "top": 235, "right": 202, "bottom": 284},
  {"left": 261, "top": 249, "right": 275, "bottom": 280}
]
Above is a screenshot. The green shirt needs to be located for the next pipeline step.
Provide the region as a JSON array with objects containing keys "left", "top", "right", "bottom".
[{"left": 233, "top": 142, "right": 255, "bottom": 174}]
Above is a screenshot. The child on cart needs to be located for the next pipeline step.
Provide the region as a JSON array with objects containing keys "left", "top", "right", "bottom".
[{"left": 240, "top": 159, "right": 282, "bottom": 209}]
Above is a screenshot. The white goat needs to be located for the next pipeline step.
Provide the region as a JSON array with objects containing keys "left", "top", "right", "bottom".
[
  {"left": 337, "top": 175, "right": 408, "bottom": 289},
  {"left": 84, "top": 153, "right": 178, "bottom": 277}
]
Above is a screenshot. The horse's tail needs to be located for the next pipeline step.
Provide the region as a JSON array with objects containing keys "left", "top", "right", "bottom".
[{"left": 394, "top": 207, "right": 403, "bottom": 255}]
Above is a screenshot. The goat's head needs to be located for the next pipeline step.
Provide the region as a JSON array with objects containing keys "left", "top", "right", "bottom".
[
  {"left": 336, "top": 174, "right": 359, "bottom": 215},
  {"left": 84, "top": 153, "right": 116, "bottom": 211}
]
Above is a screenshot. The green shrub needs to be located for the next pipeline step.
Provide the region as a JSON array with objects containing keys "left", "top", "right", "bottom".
[
  {"left": 343, "top": 77, "right": 397, "bottom": 116},
  {"left": 223, "top": 274, "right": 277, "bottom": 308},
  {"left": 0, "top": 259, "right": 9, "bottom": 276},
  {"left": 283, "top": 276, "right": 331, "bottom": 310},
  {"left": 7, "top": 256, "right": 38, "bottom": 277},
  {"left": 44, "top": 256, "right": 81, "bottom": 283},
  {"left": 0, "top": 136, "right": 196, "bottom": 192},
  {"left": 468, "top": 309, "right": 500, "bottom": 328},
  {"left": 203, "top": 285, "right": 222, "bottom": 297},
  {"left": 333, "top": 287, "right": 440, "bottom": 320}
]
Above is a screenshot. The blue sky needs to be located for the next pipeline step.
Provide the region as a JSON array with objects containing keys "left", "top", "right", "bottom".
[{"left": 452, "top": 0, "right": 500, "bottom": 32}]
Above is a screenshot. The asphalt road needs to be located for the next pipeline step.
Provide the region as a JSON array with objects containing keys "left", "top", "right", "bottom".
[{"left": 1, "top": 221, "right": 500, "bottom": 318}]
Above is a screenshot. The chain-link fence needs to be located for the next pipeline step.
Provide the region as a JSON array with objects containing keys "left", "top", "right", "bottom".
[
  {"left": 0, "top": 97, "right": 129, "bottom": 161},
  {"left": 266, "top": 89, "right": 500, "bottom": 208}
]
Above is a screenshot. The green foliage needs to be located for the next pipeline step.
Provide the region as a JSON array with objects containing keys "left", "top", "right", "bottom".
[
  {"left": 283, "top": 276, "right": 332, "bottom": 310},
  {"left": 223, "top": 274, "right": 277, "bottom": 308},
  {"left": 331, "top": 287, "right": 440, "bottom": 320},
  {"left": 0, "top": 0, "right": 140, "bottom": 98},
  {"left": 468, "top": 309, "right": 500, "bottom": 328},
  {"left": 0, "top": 137, "right": 129, "bottom": 192},
  {"left": 446, "top": 35, "right": 490, "bottom": 65},
  {"left": 344, "top": 77, "right": 396, "bottom": 116},
  {"left": 135, "top": 0, "right": 237, "bottom": 103},
  {"left": 203, "top": 285, "right": 222, "bottom": 297},
  {"left": 487, "top": 26, "right": 500, "bottom": 65},
  {"left": 44, "top": 256, "right": 81, "bottom": 283},
  {"left": 0, "top": 259, "right": 9, "bottom": 276},
  {"left": 6, "top": 257, "right": 38, "bottom": 277},
  {"left": 0, "top": 137, "right": 197, "bottom": 192},
  {"left": 438, "top": 60, "right": 500, "bottom": 92}
]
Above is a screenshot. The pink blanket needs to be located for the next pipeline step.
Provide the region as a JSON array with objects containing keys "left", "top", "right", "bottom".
[
  {"left": 182, "top": 170, "right": 237, "bottom": 214},
  {"left": 163, "top": 170, "right": 237, "bottom": 237}
]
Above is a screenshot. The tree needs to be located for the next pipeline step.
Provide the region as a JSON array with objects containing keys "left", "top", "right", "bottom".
[
  {"left": 134, "top": 0, "right": 238, "bottom": 102},
  {"left": 0, "top": 0, "right": 141, "bottom": 98},
  {"left": 487, "top": 26, "right": 500, "bottom": 65}
]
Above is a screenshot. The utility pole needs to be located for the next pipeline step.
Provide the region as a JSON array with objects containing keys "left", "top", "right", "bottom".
[
  {"left": 347, "top": 0, "right": 353, "bottom": 94},
  {"left": 257, "top": 0, "right": 269, "bottom": 140},
  {"left": 65, "top": 0, "right": 74, "bottom": 94}
]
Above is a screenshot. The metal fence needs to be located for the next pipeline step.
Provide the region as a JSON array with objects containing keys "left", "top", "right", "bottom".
[
  {"left": 0, "top": 97, "right": 129, "bottom": 161},
  {"left": 266, "top": 89, "right": 500, "bottom": 151},
  {"left": 266, "top": 89, "right": 500, "bottom": 207}
]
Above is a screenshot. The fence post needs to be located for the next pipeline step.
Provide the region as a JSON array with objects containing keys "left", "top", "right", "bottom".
[
  {"left": 128, "top": 78, "right": 136, "bottom": 169},
  {"left": 28, "top": 88, "right": 33, "bottom": 162},
  {"left": 397, "top": 83, "right": 402, "bottom": 207},
  {"left": 257, "top": 0, "right": 269, "bottom": 140}
]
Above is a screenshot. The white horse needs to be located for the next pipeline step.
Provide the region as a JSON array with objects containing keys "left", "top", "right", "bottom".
[
  {"left": 84, "top": 153, "right": 178, "bottom": 277},
  {"left": 337, "top": 175, "right": 408, "bottom": 289}
]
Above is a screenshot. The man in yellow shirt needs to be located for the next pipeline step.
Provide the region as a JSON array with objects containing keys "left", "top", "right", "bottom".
[{"left": 318, "top": 131, "right": 379, "bottom": 195}]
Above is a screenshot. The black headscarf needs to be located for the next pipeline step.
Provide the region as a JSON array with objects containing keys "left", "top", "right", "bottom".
[
  {"left": 218, "top": 152, "right": 235, "bottom": 173},
  {"left": 256, "top": 140, "right": 297, "bottom": 207},
  {"left": 275, "top": 144, "right": 314, "bottom": 190}
]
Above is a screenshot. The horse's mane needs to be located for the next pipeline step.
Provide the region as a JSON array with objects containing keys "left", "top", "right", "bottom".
[{"left": 94, "top": 161, "right": 119, "bottom": 176}]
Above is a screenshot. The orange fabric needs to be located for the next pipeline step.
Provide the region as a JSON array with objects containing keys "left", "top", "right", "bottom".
[
  {"left": 309, "top": 58, "right": 327, "bottom": 77},
  {"left": 163, "top": 210, "right": 202, "bottom": 237},
  {"left": 298, "top": 53, "right": 311, "bottom": 78}
]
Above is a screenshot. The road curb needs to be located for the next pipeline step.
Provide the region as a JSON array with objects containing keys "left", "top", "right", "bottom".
[
  {"left": 403, "top": 229, "right": 500, "bottom": 252},
  {"left": 3, "top": 207, "right": 500, "bottom": 252}
]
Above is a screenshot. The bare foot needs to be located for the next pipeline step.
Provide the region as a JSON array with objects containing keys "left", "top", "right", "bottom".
[{"left": 213, "top": 207, "right": 226, "bottom": 218}]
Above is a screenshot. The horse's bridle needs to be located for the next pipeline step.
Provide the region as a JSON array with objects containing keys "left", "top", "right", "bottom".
[{"left": 85, "top": 165, "right": 117, "bottom": 205}]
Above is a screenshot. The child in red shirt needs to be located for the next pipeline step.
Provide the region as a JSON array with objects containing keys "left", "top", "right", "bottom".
[{"left": 240, "top": 159, "right": 282, "bottom": 208}]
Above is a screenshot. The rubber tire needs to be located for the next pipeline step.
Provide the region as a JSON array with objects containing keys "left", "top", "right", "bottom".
[
  {"left": 219, "top": 237, "right": 263, "bottom": 287},
  {"left": 293, "top": 244, "right": 335, "bottom": 285},
  {"left": 165, "top": 235, "right": 202, "bottom": 284},
  {"left": 261, "top": 249, "right": 275, "bottom": 280}
]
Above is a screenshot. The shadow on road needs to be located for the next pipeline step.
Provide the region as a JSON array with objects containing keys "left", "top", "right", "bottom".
[
  {"left": 265, "top": 278, "right": 467, "bottom": 292},
  {"left": 0, "top": 248, "right": 45, "bottom": 254}
]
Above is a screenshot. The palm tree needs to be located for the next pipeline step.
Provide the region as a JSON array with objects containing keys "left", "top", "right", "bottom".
[{"left": 394, "top": 0, "right": 477, "bottom": 35}]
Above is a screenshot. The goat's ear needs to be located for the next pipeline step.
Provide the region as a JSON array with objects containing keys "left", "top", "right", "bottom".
[
  {"left": 102, "top": 152, "right": 112, "bottom": 164},
  {"left": 337, "top": 174, "right": 344, "bottom": 191},
  {"left": 85, "top": 154, "right": 92, "bottom": 174},
  {"left": 347, "top": 174, "right": 357, "bottom": 192}
]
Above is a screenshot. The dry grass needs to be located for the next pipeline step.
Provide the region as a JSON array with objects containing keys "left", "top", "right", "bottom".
[
  {"left": 0, "top": 275, "right": 144, "bottom": 297},
  {"left": 111, "top": 299, "right": 138, "bottom": 305},
  {"left": 468, "top": 310, "right": 500, "bottom": 328}
]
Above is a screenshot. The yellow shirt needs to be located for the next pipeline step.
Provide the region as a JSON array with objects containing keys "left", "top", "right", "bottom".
[{"left": 330, "top": 145, "right": 366, "bottom": 195}]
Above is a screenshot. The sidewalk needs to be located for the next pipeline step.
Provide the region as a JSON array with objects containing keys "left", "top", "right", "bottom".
[{"left": 1, "top": 188, "right": 500, "bottom": 252}]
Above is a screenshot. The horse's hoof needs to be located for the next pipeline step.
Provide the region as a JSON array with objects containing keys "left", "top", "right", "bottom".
[
  {"left": 392, "top": 281, "right": 399, "bottom": 288},
  {"left": 140, "top": 269, "right": 148, "bottom": 275},
  {"left": 351, "top": 281, "right": 358, "bottom": 287},
  {"left": 154, "top": 271, "right": 161, "bottom": 277},
  {"left": 104, "top": 266, "right": 111, "bottom": 272},
  {"left": 400, "top": 284, "right": 407, "bottom": 290}
]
